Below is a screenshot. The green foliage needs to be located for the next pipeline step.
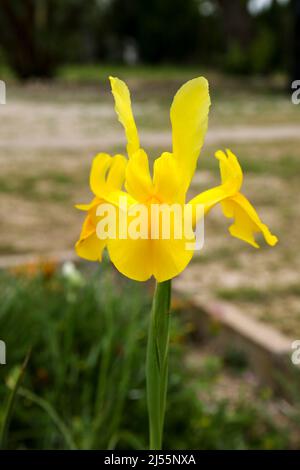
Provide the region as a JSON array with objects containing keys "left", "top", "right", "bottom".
[
  {"left": 104, "top": 0, "right": 200, "bottom": 63},
  {"left": 0, "top": 0, "right": 293, "bottom": 78},
  {"left": 0, "top": 265, "right": 290, "bottom": 449},
  {"left": 0, "top": 0, "right": 103, "bottom": 78}
]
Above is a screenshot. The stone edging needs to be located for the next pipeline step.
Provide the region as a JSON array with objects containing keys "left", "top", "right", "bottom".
[{"left": 173, "top": 284, "right": 299, "bottom": 394}]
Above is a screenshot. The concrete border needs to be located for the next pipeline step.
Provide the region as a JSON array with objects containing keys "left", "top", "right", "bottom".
[{"left": 173, "top": 285, "right": 299, "bottom": 393}]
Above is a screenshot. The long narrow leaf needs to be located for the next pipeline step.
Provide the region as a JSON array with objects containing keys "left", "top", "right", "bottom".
[{"left": 0, "top": 350, "right": 31, "bottom": 449}]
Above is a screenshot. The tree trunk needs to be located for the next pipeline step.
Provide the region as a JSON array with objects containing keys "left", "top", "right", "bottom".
[
  {"left": 0, "top": 0, "right": 56, "bottom": 79},
  {"left": 293, "top": 0, "right": 300, "bottom": 82},
  {"left": 215, "top": 0, "right": 253, "bottom": 48}
]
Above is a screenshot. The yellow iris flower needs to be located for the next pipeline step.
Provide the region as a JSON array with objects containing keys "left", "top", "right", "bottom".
[{"left": 75, "top": 76, "right": 278, "bottom": 281}]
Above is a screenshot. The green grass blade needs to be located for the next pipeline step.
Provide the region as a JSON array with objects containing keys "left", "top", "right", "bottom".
[
  {"left": 17, "top": 387, "right": 77, "bottom": 450},
  {"left": 0, "top": 350, "right": 31, "bottom": 449}
]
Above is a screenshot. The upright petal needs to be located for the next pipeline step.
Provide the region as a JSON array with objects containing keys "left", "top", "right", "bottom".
[
  {"left": 170, "top": 77, "right": 210, "bottom": 191},
  {"left": 153, "top": 152, "right": 183, "bottom": 204},
  {"left": 125, "top": 149, "right": 153, "bottom": 202},
  {"left": 109, "top": 76, "right": 140, "bottom": 158}
]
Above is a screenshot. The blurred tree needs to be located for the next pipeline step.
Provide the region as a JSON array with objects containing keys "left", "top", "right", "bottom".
[
  {"left": 0, "top": 0, "right": 103, "bottom": 78},
  {"left": 104, "top": 0, "right": 201, "bottom": 63},
  {"left": 0, "top": 0, "right": 294, "bottom": 78},
  {"left": 293, "top": 0, "right": 300, "bottom": 80},
  {"left": 216, "top": 0, "right": 253, "bottom": 47},
  {"left": 215, "top": 0, "right": 292, "bottom": 74}
]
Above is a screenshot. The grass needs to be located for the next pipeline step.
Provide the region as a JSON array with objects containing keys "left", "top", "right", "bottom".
[
  {"left": 0, "top": 263, "right": 294, "bottom": 450},
  {"left": 217, "top": 284, "right": 300, "bottom": 303},
  {"left": 0, "top": 172, "right": 75, "bottom": 202},
  {"left": 57, "top": 64, "right": 208, "bottom": 83},
  {"left": 217, "top": 286, "right": 269, "bottom": 303}
]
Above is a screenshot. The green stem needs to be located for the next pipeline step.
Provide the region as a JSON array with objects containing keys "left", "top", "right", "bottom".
[{"left": 146, "top": 280, "right": 171, "bottom": 450}]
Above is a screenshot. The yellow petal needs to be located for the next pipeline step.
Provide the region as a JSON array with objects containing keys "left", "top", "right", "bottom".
[
  {"left": 170, "top": 77, "right": 210, "bottom": 192},
  {"left": 105, "top": 190, "right": 137, "bottom": 209},
  {"left": 188, "top": 148, "right": 245, "bottom": 223},
  {"left": 108, "top": 235, "right": 193, "bottom": 282},
  {"left": 188, "top": 183, "right": 234, "bottom": 225},
  {"left": 107, "top": 197, "right": 194, "bottom": 281},
  {"left": 106, "top": 154, "right": 127, "bottom": 192},
  {"left": 75, "top": 215, "right": 106, "bottom": 261},
  {"left": 75, "top": 197, "right": 99, "bottom": 212},
  {"left": 221, "top": 193, "right": 278, "bottom": 248},
  {"left": 125, "top": 149, "right": 153, "bottom": 202},
  {"left": 109, "top": 76, "right": 140, "bottom": 158},
  {"left": 90, "top": 153, "right": 112, "bottom": 198},
  {"left": 108, "top": 237, "right": 153, "bottom": 281},
  {"left": 151, "top": 237, "right": 194, "bottom": 282},
  {"left": 153, "top": 152, "right": 183, "bottom": 204},
  {"left": 215, "top": 149, "right": 243, "bottom": 193}
]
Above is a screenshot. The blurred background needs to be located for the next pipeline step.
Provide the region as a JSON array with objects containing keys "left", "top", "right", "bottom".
[
  {"left": 0, "top": 0, "right": 300, "bottom": 450},
  {"left": 0, "top": 0, "right": 298, "bottom": 78}
]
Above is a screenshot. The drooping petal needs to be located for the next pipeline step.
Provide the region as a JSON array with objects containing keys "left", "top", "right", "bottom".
[
  {"left": 189, "top": 148, "right": 277, "bottom": 249},
  {"left": 109, "top": 76, "right": 140, "bottom": 158},
  {"left": 221, "top": 193, "right": 278, "bottom": 248},
  {"left": 107, "top": 199, "right": 195, "bottom": 281},
  {"left": 151, "top": 237, "right": 194, "bottom": 282},
  {"left": 125, "top": 149, "right": 153, "bottom": 202},
  {"left": 90, "top": 153, "right": 112, "bottom": 198},
  {"left": 108, "top": 237, "right": 153, "bottom": 281},
  {"left": 108, "top": 234, "right": 194, "bottom": 282},
  {"left": 170, "top": 77, "right": 211, "bottom": 192},
  {"left": 153, "top": 152, "right": 183, "bottom": 204},
  {"left": 75, "top": 214, "right": 106, "bottom": 261}
]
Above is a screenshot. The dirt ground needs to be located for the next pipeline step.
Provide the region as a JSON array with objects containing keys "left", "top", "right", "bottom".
[{"left": 1, "top": 76, "right": 300, "bottom": 336}]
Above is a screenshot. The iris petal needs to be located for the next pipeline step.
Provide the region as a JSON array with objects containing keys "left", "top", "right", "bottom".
[
  {"left": 171, "top": 77, "right": 210, "bottom": 192},
  {"left": 108, "top": 235, "right": 194, "bottom": 282},
  {"left": 221, "top": 193, "right": 278, "bottom": 248},
  {"left": 75, "top": 214, "right": 106, "bottom": 261},
  {"left": 153, "top": 152, "right": 183, "bottom": 204},
  {"left": 90, "top": 153, "right": 112, "bottom": 198},
  {"left": 125, "top": 149, "right": 153, "bottom": 202},
  {"left": 109, "top": 76, "right": 140, "bottom": 158}
]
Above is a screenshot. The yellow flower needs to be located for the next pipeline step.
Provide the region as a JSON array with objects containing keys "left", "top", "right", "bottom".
[
  {"left": 75, "top": 76, "right": 277, "bottom": 282},
  {"left": 75, "top": 152, "right": 126, "bottom": 261}
]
